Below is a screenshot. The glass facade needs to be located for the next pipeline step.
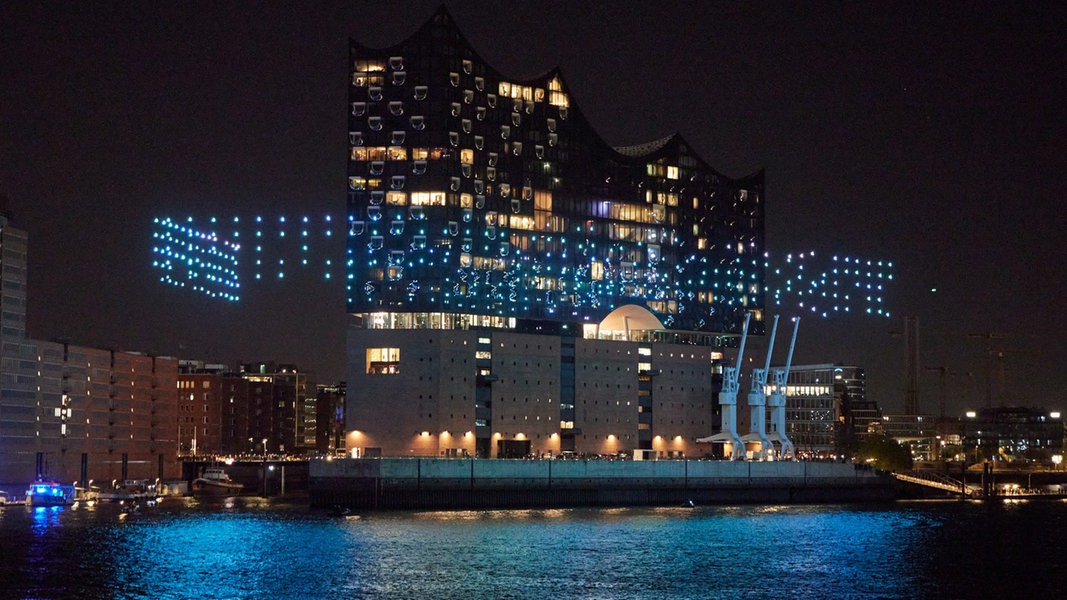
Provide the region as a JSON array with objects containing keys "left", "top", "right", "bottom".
[{"left": 346, "top": 8, "right": 765, "bottom": 336}]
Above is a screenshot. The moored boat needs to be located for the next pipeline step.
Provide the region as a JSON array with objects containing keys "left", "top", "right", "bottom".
[
  {"left": 26, "top": 480, "right": 76, "bottom": 507},
  {"left": 192, "top": 467, "right": 244, "bottom": 495}
]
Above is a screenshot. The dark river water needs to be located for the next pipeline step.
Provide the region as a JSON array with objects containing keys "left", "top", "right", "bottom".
[{"left": 2, "top": 496, "right": 1065, "bottom": 599}]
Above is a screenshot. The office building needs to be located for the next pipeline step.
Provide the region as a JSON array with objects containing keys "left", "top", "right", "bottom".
[
  {"left": 345, "top": 8, "right": 762, "bottom": 457},
  {"left": 316, "top": 382, "right": 346, "bottom": 456},
  {"left": 962, "top": 406, "right": 1064, "bottom": 463},
  {"left": 177, "top": 361, "right": 318, "bottom": 457},
  {"left": 1, "top": 211, "right": 180, "bottom": 484},
  {"left": 785, "top": 364, "right": 874, "bottom": 457}
]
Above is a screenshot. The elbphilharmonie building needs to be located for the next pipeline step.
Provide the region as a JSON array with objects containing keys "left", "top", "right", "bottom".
[{"left": 345, "top": 8, "right": 765, "bottom": 459}]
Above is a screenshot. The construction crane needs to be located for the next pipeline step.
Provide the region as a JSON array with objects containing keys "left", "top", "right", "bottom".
[
  {"left": 966, "top": 331, "right": 1007, "bottom": 407},
  {"left": 767, "top": 317, "right": 800, "bottom": 460},
  {"left": 697, "top": 312, "right": 751, "bottom": 460}
]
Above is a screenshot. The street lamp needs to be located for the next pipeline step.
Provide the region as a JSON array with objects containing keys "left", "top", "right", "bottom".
[{"left": 1053, "top": 454, "right": 1063, "bottom": 470}]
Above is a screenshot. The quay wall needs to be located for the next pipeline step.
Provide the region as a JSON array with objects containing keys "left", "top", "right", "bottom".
[{"left": 310, "top": 458, "right": 897, "bottom": 510}]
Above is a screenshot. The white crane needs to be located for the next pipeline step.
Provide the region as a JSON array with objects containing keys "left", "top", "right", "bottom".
[
  {"left": 697, "top": 312, "right": 751, "bottom": 460},
  {"left": 741, "top": 315, "right": 778, "bottom": 460},
  {"left": 767, "top": 317, "right": 799, "bottom": 460}
]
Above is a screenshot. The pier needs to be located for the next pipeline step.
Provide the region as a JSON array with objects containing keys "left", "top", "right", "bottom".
[{"left": 310, "top": 458, "right": 896, "bottom": 510}]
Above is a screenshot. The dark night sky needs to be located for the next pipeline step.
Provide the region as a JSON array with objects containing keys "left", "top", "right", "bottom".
[{"left": 3, "top": 2, "right": 1065, "bottom": 415}]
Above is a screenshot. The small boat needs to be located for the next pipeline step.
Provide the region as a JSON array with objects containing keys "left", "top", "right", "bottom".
[
  {"left": 97, "top": 480, "right": 156, "bottom": 503},
  {"left": 192, "top": 467, "right": 244, "bottom": 495},
  {"left": 26, "top": 480, "right": 76, "bottom": 507}
]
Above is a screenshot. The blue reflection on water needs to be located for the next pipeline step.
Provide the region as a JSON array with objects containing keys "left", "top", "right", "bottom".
[{"left": 2, "top": 498, "right": 1066, "bottom": 599}]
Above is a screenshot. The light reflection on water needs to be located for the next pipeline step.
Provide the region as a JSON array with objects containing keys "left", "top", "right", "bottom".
[{"left": 2, "top": 498, "right": 1066, "bottom": 599}]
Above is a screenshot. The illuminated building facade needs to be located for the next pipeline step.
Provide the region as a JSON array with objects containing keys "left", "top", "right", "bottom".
[
  {"left": 177, "top": 361, "right": 318, "bottom": 457},
  {"left": 345, "top": 8, "right": 761, "bottom": 457},
  {"left": 962, "top": 407, "right": 1064, "bottom": 462},
  {"left": 785, "top": 364, "right": 872, "bottom": 457}
]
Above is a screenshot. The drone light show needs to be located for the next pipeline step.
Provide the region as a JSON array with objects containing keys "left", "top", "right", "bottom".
[{"left": 151, "top": 215, "right": 892, "bottom": 320}]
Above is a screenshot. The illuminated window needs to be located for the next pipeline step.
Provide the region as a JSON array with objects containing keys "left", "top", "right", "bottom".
[
  {"left": 591, "top": 260, "right": 604, "bottom": 280},
  {"left": 387, "top": 146, "right": 407, "bottom": 160},
  {"left": 667, "top": 165, "right": 679, "bottom": 180},
  {"left": 386, "top": 191, "right": 407, "bottom": 206},
  {"left": 366, "top": 347, "right": 401, "bottom": 374},
  {"left": 411, "top": 191, "right": 446, "bottom": 206}
]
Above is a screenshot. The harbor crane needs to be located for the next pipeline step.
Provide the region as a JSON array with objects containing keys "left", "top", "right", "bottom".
[
  {"left": 741, "top": 315, "right": 778, "bottom": 460},
  {"left": 697, "top": 312, "right": 751, "bottom": 460},
  {"left": 767, "top": 317, "right": 799, "bottom": 460}
]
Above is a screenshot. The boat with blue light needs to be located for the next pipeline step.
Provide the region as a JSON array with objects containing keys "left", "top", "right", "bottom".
[{"left": 26, "top": 480, "right": 76, "bottom": 507}]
